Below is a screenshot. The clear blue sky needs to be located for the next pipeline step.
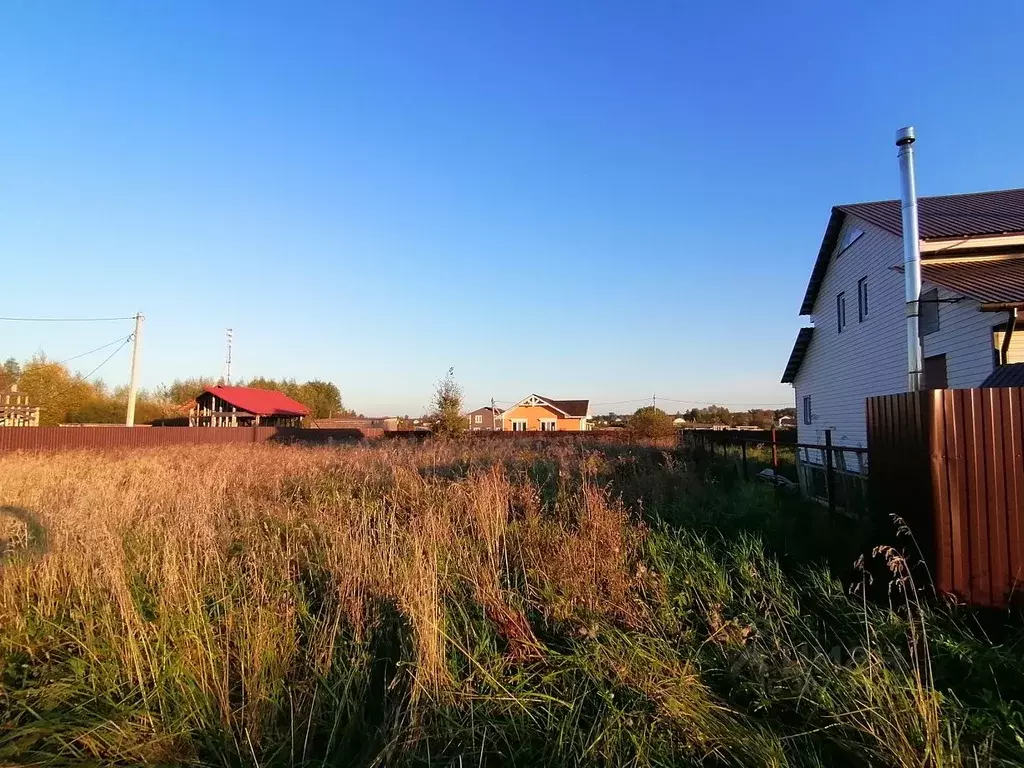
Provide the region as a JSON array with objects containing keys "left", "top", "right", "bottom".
[{"left": 3, "top": 1, "right": 1023, "bottom": 416}]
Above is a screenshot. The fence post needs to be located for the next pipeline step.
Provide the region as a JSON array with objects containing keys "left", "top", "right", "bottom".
[
  {"left": 771, "top": 427, "right": 780, "bottom": 490},
  {"left": 741, "top": 440, "right": 748, "bottom": 480},
  {"left": 824, "top": 429, "right": 835, "bottom": 514}
]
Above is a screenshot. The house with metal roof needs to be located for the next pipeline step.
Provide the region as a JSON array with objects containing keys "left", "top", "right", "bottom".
[
  {"left": 782, "top": 187, "right": 1024, "bottom": 456},
  {"left": 192, "top": 385, "right": 310, "bottom": 427},
  {"left": 500, "top": 394, "right": 590, "bottom": 432}
]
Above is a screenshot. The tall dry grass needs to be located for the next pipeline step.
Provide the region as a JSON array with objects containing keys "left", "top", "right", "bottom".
[{"left": 1, "top": 440, "right": 1021, "bottom": 766}]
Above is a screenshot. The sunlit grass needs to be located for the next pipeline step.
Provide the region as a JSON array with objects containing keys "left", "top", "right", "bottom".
[{"left": 1, "top": 440, "right": 1020, "bottom": 766}]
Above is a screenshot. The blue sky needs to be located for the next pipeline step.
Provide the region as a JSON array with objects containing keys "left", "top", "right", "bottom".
[{"left": 2, "top": 1, "right": 1023, "bottom": 415}]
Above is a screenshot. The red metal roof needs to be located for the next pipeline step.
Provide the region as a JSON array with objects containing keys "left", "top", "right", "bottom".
[
  {"left": 838, "top": 188, "right": 1024, "bottom": 240},
  {"left": 918, "top": 258, "right": 1024, "bottom": 305},
  {"left": 800, "top": 188, "right": 1024, "bottom": 315},
  {"left": 202, "top": 386, "right": 310, "bottom": 417}
]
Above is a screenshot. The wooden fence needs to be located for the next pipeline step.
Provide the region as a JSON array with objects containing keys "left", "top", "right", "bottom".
[
  {"left": 0, "top": 426, "right": 382, "bottom": 452},
  {"left": 683, "top": 428, "right": 869, "bottom": 516},
  {"left": 867, "top": 389, "right": 1024, "bottom": 608}
]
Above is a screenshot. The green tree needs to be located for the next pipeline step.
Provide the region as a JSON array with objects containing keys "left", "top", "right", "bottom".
[
  {"left": 0, "top": 357, "right": 21, "bottom": 390},
  {"left": 629, "top": 406, "right": 676, "bottom": 439},
  {"left": 430, "top": 367, "right": 467, "bottom": 438},
  {"left": 17, "top": 357, "right": 94, "bottom": 425},
  {"left": 296, "top": 380, "right": 348, "bottom": 419},
  {"left": 158, "top": 377, "right": 218, "bottom": 405}
]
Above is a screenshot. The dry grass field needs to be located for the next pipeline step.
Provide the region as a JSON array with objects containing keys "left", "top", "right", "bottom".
[{"left": 1, "top": 440, "right": 1023, "bottom": 766}]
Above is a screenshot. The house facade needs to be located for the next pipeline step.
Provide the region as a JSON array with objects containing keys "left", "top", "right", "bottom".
[
  {"left": 192, "top": 385, "right": 309, "bottom": 427},
  {"left": 465, "top": 406, "right": 502, "bottom": 431},
  {"left": 500, "top": 394, "right": 590, "bottom": 431},
  {"left": 782, "top": 188, "right": 1024, "bottom": 458}
]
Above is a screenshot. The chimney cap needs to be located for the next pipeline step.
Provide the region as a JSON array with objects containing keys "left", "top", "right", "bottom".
[{"left": 896, "top": 126, "right": 916, "bottom": 146}]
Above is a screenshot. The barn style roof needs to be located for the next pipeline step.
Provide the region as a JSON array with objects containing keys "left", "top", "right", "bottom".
[{"left": 201, "top": 386, "right": 310, "bottom": 417}]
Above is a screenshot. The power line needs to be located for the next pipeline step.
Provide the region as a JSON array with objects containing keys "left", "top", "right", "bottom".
[
  {"left": 27, "top": 335, "right": 134, "bottom": 411},
  {"left": 57, "top": 336, "right": 132, "bottom": 365},
  {"left": 0, "top": 315, "right": 135, "bottom": 322}
]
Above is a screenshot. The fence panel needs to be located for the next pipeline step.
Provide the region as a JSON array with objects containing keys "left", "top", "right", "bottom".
[
  {"left": 868, "top": 388, "right": 1024, "bottom": 608},
  {"left": 0, "top": 426, "right": 375, "bottom": 452}
]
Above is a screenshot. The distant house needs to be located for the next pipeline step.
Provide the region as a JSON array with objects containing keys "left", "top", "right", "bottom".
[
  {"left": 0, "top": 384, "right": 39, "bottom": 427},
  {"left": 465, "top": 406, "right": 503, "bottom": 431},
  {"left": 500, "top": 394, "right": 589, "bottom": 432},
  {"left": 672, "top": 416, "right": 686, "bottom": 426},
  {"left": 311, "top": 416, "right": 399, "bottom": 431},
  {"left": 776, "top": 414, "right": 795, "bottom": 429},
  {"left": 193, "top": 386, "right": 309, "bottom": 427},
  {"left": 783, "top": 187, "right": 1024, "bottom": 455}
]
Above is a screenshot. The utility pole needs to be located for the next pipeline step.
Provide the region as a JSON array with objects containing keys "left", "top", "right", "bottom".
[
  {"left": 125, "top": 312, "right": 144, "bottom": 426},
  {"left": 653, "top": 393, "right": 657, "bottom": 411},
  {"left": 491, "top": 397, "right": 497, "bottom": 431},
  {"left": 225, "top": 328, "right": 233, "bottom": 385}
]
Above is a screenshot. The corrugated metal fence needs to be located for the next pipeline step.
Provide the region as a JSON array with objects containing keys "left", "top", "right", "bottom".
[
  {"left": 867, "top": 388, "right": 1024, "bottom": 607},
  {"left": 0, "top": 426, "right": 383, "bottom": 452}
]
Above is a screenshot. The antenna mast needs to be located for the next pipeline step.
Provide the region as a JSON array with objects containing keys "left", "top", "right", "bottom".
[{"left": 225, "top": 328, "right": 233, "bottom": 385}]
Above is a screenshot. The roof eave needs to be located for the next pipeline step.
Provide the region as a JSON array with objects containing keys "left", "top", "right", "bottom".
[{"left": 798, "top": 208, "right": 846, "bottom": 316}]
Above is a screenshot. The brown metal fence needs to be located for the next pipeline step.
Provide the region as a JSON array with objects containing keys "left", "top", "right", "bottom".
[
  {"left": 0, "top": 426, "right": 383, "bottom": 452},
  {"left": 867, "top": 389, "right": 1024, "bottom": 608}
]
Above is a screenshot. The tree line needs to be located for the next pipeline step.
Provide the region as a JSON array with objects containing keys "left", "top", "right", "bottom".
[{"left": 0, "top": 355, "right": 351, "bottom": 426}]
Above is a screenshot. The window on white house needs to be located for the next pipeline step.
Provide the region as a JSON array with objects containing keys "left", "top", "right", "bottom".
[
  {"left": 836, "top": 292, "right": 846, "bottom": 333},
  {"left": 838, "top": 228, "right": 864, "bottom": 253},
  {"left": 474, "top": 414, "right": 482, "bottom": 424},
  {"left": 858, "top": 277, "right": 868, "bottom": 322},
  {"left": 802, "top": 396, "right": 812, "bottom": 425},
  {"left": 511, "top": 419, "right": 528, "bottom": 432},
  {"left": 920, "top": 288, "right": 940, "bottom": 336},
  {"left": 539, "top": 419, "right": 557, "bottom": 431}
]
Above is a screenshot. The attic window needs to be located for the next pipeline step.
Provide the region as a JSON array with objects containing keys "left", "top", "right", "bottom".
[{"left": 837, "top": 228, "right": 864, "bottom": 254}]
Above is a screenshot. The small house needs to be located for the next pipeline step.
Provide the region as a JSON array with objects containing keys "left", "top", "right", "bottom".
[
  {"left": 465, "top": 406, "right": 503, "bottom": 431},
  {"left": 500, "top": 394, "right": 589, "bottom": 432},
  {"left": 192, "top": 386, "right": 309, "bottom": 427}
]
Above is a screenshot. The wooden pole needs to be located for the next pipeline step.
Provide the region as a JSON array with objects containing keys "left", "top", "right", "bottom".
[
  {"left": 825, "top": 429, "right": 835, "bottom": 514},
  {"left": 771, "top": 427, "right": 780, "bottom": 490}
]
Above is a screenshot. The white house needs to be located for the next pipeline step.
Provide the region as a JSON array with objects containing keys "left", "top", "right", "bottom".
[{"left": 782, "top": 187, "right": 1024, "bottom": 460}]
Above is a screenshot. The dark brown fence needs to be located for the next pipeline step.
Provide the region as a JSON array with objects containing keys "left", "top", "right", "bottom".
[
  {"left": 0, "top": 426, "right": 383, "bottom": 452},
  {"left": 682, "top": 428, "right": 868, "bottom": 515},
  {"left": 867, "top": 389, "right": 1024, "bottom": 608}
]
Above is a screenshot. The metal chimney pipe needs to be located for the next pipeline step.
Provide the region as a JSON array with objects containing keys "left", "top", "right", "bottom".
[{"left": 897, "top": 126, "right": 924, "bottom": 391}]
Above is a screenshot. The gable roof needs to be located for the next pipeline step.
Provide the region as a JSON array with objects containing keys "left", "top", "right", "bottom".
[
  {"left": 506, "top": 394, "right": 589, "bottom": 418},
  {"left": 800, "top": 188, "right": 1024, "bottom": 315},
  {"left": 981, "top": 363, "right": 1024, "bottom": 388},
  {"left": 201, "top": 386, "right": 310, "bottom": 417},
  {"left": 781, "top": 327, "right": 814, "bottom": 384},
  {"left": 467, "top": 406, "right": 503, "bottom": 416}
]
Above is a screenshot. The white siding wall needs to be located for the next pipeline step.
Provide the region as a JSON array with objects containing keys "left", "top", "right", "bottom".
[
  {"left": 921, "top": 288, "right": 996, "bottom": 388},
  {"left": 791, "top": 216, "right": 1008, "bottom": 463},
  {"left": 793, "top": 217, "right": 906, "bottom": 453}
]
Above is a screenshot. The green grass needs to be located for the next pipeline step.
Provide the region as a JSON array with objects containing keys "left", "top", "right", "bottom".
[{"left": 1, "top": 441, "right": 1022, "bottom": 766}]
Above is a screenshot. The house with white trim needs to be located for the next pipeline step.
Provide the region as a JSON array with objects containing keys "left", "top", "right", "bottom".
[
  {"left": 500, "top": 394, "right": 590, "bottom": 432},
  {"left": 782, "top": 188, "right": 1024, "bottom": 459}
]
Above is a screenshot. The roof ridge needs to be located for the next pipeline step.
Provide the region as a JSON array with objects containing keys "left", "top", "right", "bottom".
[{"left": 837, "top": 186, "right": 1024, "bottom": 210}]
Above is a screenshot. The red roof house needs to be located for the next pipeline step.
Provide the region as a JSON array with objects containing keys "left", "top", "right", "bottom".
[{"left": 193, "top": 386, "right": 309, "bottom": 427}]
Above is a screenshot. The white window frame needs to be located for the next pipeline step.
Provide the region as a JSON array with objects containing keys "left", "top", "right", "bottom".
[
  {"left": 511, "top": 419, "right": 528, "bottom": 432},
  {"left": 837, "top": 227, "right": 864, "bottom": 254},
  {"left": 539, "top": 419, "right": 557, "bottom": 432},
  {"left": 802, "top": 395, "right": 812, "bottom": 425},
  {"left": 858, "top": 276, "right": 868, "bottom": 322},
  {"left": 836, "top": 292, "right": 846, "bottom": 333},
  {"left": 474, "top": 414, "right": 483, "bottom": 424}
]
